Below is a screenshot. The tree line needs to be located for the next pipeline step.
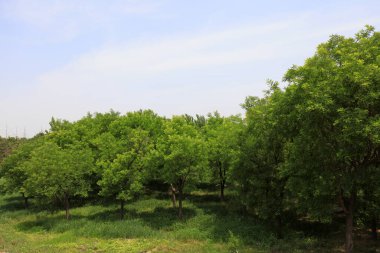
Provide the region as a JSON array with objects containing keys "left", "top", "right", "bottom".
[{"left": 1, "top": 26, "right": 379, "bottom": 253}]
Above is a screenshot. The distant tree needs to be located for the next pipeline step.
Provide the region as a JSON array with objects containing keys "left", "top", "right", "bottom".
[
  {"left": 153, "top": 116, "right": 207, "bottom": 219},
  {"left": 0, "top": 136, "right": 43, "bottom": 208},
  {"left": 98, "top": 129, "right": 152, "bottom": 219},
  {"left": 23, "top": 142, "right": 93, "bottom": 219},
  {"left": 0, "top": 137, "right": 24, "bottom": 163},
  {"left": 48, "top": 111, "right": 121, "bottom": 195},
  {"left": 205, "top": 112, "right": 242, "bottom": 201}
]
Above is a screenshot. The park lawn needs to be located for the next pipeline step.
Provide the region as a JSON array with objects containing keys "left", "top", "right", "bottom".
[
  {"left": 0, "top": 190, "right": 377, "bottom": 253},
  {"left": 0, "top": 191, "right": 267, "bottom": 253}
]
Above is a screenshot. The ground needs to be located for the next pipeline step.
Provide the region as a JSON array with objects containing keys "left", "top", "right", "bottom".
[{"left": 0, "top": 190, "right": 378, "bottom": 253}]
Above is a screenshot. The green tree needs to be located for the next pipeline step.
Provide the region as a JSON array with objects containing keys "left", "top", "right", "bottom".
[
  {"left": 154, "top": 116, "right": 207, "bottom": 219},
  {"left": 0, "top": 136, "right": 24, "bottom": 163},
  {"left": 205, "top": 112, "right": 242, "bottom": 201},
  {"left": 236, "top": 82, "right": 289, "bottom": 238},
  {"left": 98, "top": 129, "right": 152, "bottom": 219},
  {"left": 0, "top": 135, "right": 43, "bottom": 208},
  {"left": 49, "top": 111, "right": 121, "bottom": 196},
  {"left": 23, "top": 142, "right": 93, "bottom": 219},
  {"left": 283, "top": 26, "right": 380, "bottom": 252}
]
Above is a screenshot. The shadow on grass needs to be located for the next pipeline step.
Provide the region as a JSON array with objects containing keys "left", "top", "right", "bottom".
[
  {"left": 86, "top": 205, "right": 196, "bottom": 226},
  {"left": 16, "top": 205, "right": 197, "bottom": 239},
  {"left": 0, "top": 198, "right": 26, "bottom": 212}
]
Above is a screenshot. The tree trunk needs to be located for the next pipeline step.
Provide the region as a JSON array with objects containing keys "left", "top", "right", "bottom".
[
  {"left": 220, "top": 179, "right": 225, "bottom": 202},
  {"left": 64, "top": 194, "right": 70, "bottom": 220},
  {"left": 276, "top": 215, "right": 283, "bottom": 239},
  {"left": 170, "top": 184, "right": 177, "bottom": 208},
  {"left": 178, "top": 187, "right": 183, "bottom": 220},
  {"left": 22, "top": 193, "right": 28, "bottom": 209},
  {"left": 218, "top": 162, "right": 226, "bottom": 202},
  {"left": 120, "top": 199, "right": 125, "bottom": 220},
  {"left": 344, "top": 195, "right": 355, "bottom": 253},
  {"left": 371, "top": 217, "right": 377, "bottom": 240}
]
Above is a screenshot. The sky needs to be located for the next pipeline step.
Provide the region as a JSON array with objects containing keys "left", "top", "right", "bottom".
[{"left": 1, "top": 0, "right": 380, "bottom": 137}]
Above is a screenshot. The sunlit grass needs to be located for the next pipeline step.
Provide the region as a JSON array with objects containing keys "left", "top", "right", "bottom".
[{"left": 0, "top": 191, "right": 377, "bottom": 252}]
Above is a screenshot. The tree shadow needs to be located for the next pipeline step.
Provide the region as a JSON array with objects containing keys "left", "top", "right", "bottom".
[
  {"left": 17, "top": 214, "right": 85, "bottom": 232},
  {"left": 16, "top": 205, "right": 197, "bottom": 239},
  {"left": 189, "top": 199, "right": 272, "bottom": 245},
  {"left": 0, "top": 197, "right": 26, "bottom": 212},
  {"left": 289, "top": 218, "right": 341, "bottom": 237},
  {"left": 86, "top": 205, "right": 197, "bottom": 229}
]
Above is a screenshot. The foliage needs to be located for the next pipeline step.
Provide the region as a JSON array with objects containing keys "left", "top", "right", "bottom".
[
  {"left": 282, "top": 25, "right": 380, "bottom": 252},
  {"left": 153, "top": 116, "right": 208, "bottom": 218},
  {"left": 205, "top": 112, "right": 243, "bottom": 201},
  {"left": 0, "top": 136, "right": 43, "bottom": 197},
  {"left": 236, "top": 81, "right": 290, "bottom": 238},
  {"left": 23, "top": 142, "right": 94, "bottom": 218}
]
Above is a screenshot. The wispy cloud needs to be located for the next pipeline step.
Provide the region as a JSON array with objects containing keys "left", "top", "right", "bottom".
[
  {"left": 36, "top": 12, "right": 379, "bottom": 92},
  {"left": 0, "top": 0, "right": 161, "bottom": 24},
  {"left": 1, "top": 1, "right": 380, "bottom": 137},
  {"left": 0, "top": 0, "right": 163, "bottom": 43}
]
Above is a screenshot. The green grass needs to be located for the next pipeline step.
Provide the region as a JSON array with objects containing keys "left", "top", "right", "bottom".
[{"left": 0, "top": 191, "right": 378, "bottom": 252}]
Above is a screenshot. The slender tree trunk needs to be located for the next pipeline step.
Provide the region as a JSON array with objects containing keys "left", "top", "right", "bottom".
[
  {"left": 178, "top": 187, "right": 183, "bottom": 220},
  {"left": 64, "top": 194, "right": 70, "bottom": 220},
  {"left": 276, "top": 215, "right": 283, "bottom": 239},
  {"left": 218, "top": 162, "right": 226, "bottom": 202},
  {"left": 220, "top": 179, "right": 225, "bottom": 202},
  {"left": 344, "top": 195, "right": 355, "bottom": 253},
  {"left": 371, "top": 217, "right": 377, "bottom": 240},
  {"left": 276, "top": 185, "right": 285, "bottom": 239},
  {"left": 22, "top": 193, "right": 28, "bottom": 209},
  {"left": 170, "top": 184, "right": 177, "bottom": 208},
  {"left": 120, "top": 199, "right": 125, "bottom": 220}
]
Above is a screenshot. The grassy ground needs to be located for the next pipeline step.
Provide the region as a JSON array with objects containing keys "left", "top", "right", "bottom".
[{"left": 0, "top": 190, "right": 378, "bottom": 253}]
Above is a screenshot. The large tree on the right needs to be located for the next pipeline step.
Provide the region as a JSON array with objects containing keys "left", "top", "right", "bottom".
[{"left": 283, "top": 26, "right": 380, "bottom": 253}]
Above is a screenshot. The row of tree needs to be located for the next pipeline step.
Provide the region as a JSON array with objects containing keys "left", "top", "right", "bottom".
[
  {"left": 0, "top": 110, "right": 242, "bottom": 220},
  {"left": 1, "top": 26, "right": 379, "bottom": 253}
]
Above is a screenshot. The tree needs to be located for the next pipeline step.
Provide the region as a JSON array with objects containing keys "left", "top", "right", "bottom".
[
  {"left": 49, "top": 111, "right": 121, "bottom": 196},
  {"left": 0, "top": 135, "right": 43, "bottom": 208},
  {"left": 282, "top": 26, "right": 380, "bottom": 252},
  {"left": 154, "top": 116, "right": 207, "bottom": 219},
  {"left": 98, "top": 129, "right": 151, "bottom": 219},
  {"left": 23, "top": 142, "right": 93, "bottom": 219},
  {"left": 205, "top": 112, "right": 242, "bottom": 201},
  {"left": 0, "top": 136, "right": 24, "bottom": 163},
  {"left": 96, "top": 110, "right": 163, "bottom": 218},
  {"left": 236, "top": 81, "right": 289, "bottom": 238}
]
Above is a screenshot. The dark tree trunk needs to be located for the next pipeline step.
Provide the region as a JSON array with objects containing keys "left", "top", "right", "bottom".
[
  {"left": 64, "top": 194, "right": 70, "bottom": 220},
  {"left": 275, "top": 184, "right": 285, "bottom": 239},
  {"left": 220, "top": 179, "right": 225, "bottom": 202},
  {"left": 344, "top": 194, "right": 355, "bottom": 253},
  {"left": 178, "top": 187, "right": 183, "bottom": 220},
  {"left": 170, "top": 184, "right": 177, "bottom": 208},
  {"left": 218, "top": 162, "right": 226, "bottom": 202},
  {"left": 371, "top": 217, "right": 377, "bottom": 240},
  {"left": 22, "top": 193, "right": 28, "bottom": 209},
  {"left": 120, "top": 199, "right": 125, "bottom": 220},
  {"left": 345, "top": 208, "right": 354, "bottom": 253},
  {"left": 276, "top": 215, "right": 283, "bottom": 239}
]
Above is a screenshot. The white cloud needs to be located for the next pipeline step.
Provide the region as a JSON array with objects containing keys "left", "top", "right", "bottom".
[
  {"left": 0, "top": 0, "right": 163, "bottom": 43},
  {"left": 37, "top": 20, "right": 296, "bottom": 86},
  {"left": 1, "top": 3, "right": 380, "bottom": 137},
  {"left": 0, "top": 0, "right": 161, "bottom": 25}
]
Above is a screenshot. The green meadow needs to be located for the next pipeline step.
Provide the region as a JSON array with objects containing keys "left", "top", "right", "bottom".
[{"left": 0, "top": 190, "right": 378, "bottom": 253}]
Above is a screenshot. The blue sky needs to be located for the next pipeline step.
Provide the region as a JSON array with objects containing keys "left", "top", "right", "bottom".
[{"left": 1, "top": 0, "right": 380, "bottom": 137}]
